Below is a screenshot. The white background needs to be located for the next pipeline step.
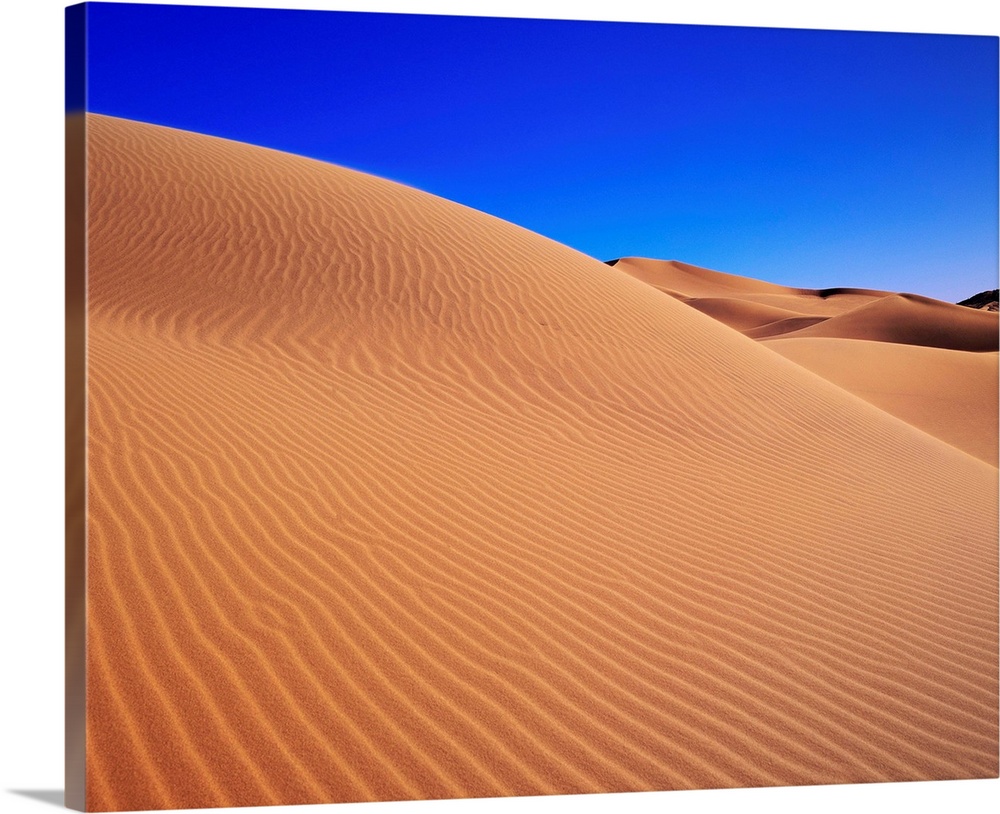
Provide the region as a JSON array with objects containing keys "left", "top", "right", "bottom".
[{"left": 1, "top": 1, "right": 997, "bottom": 813}]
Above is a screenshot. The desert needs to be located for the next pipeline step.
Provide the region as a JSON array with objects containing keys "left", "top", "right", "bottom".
[{"left": 80, "top": 114, "right": 998, "bottom": 812}]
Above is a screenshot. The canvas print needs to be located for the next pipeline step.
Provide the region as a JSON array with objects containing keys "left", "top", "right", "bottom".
[{"left": 65, "top": 2, "right": 999, "bottom": 811}]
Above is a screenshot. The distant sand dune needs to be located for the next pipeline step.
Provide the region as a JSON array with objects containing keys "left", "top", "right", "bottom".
[
  {"left": 614, "top": 257, "right": 998, "bottom": 462},
  {"left": 682, "top": 298, "right": 814, "bottom": 332},
  {"left": 611, "top": 257, "right": 890, "bottom": 316},
  {"left": 773, "top": 293, "right": 999, "bottom": 351},
  {"left": 609, "top": 257, "right": 798, "bottom": 297},
  {"left": 618, "top": 257, "right": 999, "bottom": 352},
  {"left": 764, "top": 338, "right": 999, "bottom": 465},
  {"left": 84, "top": 115, "right": 998, "bottom": 811},
  {"left": 743, "top": 315, "right": 831, "bottom": 339}
]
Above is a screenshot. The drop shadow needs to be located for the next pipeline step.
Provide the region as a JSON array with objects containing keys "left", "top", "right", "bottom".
[{"left": 9, "top": 790, "right": 65, "bottom": 808}]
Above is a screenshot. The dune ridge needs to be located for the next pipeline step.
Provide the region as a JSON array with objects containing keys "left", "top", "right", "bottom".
[
  {"left": 611, "top": 257, "right": 998, "bottom": 462},
  {"left": 83, "top": 114, "right": 998, "bottom": 812},
  {"left": 612, "top": 256, "right": 999, "bottom": 348},
  {"left": 769, "top": 293, "right": 999, "bottom": 351},
  {"left": 764, "top": 337, "right": 998, "bottom": 465},
  {"left": 610, "top": 257, "right": 891, "bottom": 315}
]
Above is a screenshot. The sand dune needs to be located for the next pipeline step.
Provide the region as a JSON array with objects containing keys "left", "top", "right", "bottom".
[
  {"left": 614, "top": 257, "right": 998, "bottom": 460},
  {"left": 773, "top": 293, "right": 999, "bottom": 351},
  {"left": 764, "top": 338, "right": 999, "bottom": 465},
  {"left": 81, "top": 114, "right": 998, "bottom": 812},
  {"left": 743, "top": 315, "right": 831, "bottom": 339},
  {"left": 609, "top": 257, "right": 797, "bottom": 298},
  {"left": 618, "top": 257, "right": 999, "bottom": 351},
  {"left": 681, "top": 298, "right": 814, "bottom": 332},
  {"left": 610, "top": 257, "right": 890, "bottom": 316}
]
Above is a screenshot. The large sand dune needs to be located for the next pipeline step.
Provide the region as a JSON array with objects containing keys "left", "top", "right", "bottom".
[{"left": 81, "top": 114, "right": 998, "bottom": 811}]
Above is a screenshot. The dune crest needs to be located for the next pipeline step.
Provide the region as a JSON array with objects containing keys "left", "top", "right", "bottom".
[
  {"left": 764, "top": 337, "right": 998, "bottom": 465},
  {"left": 612, "top": 258, "right": 997, "bottom": 460},
  {"left": 611, "top": 256, "right": 891, "bottom": 316},
  {"left": 83, "top": 115, "right": 998, "bottom": 812},
  {"left": 770, "top": 293, "right": 999, "bottom": 351}
]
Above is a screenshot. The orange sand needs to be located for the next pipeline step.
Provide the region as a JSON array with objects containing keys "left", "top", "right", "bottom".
[
  {"left": 764, "top": 338, "right": 998, "bottom": 465},
  {"left": 613, "top": 256, "right": 998, "bottom": 462},
  {"left": 82, "top": 115, "right": 999, "bottom": 811}
]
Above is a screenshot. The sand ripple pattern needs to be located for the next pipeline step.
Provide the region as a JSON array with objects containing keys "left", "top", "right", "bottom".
[{"left": 83, "top": 115, "right": 998, "bottom": 811}]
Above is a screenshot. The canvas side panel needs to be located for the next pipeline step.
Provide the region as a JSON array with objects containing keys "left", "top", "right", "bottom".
[{"left": 65, "top": 4, "right": 87, "bottom": 811}]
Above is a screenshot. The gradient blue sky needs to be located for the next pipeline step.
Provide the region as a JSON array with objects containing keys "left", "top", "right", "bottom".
[{"left": 77, "top": 2, "right": 998, "bottom": 301}]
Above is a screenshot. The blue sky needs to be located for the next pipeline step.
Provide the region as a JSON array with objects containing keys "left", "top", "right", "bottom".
[{"left": 77, "top": 2, "right": 998, "bottom": 302}]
